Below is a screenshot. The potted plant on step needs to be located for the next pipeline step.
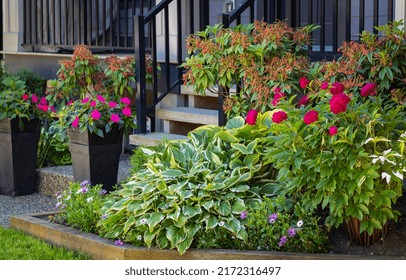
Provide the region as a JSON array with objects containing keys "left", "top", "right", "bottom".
[{"left": 0, "top": 76, "right": 51, "bottom": 196}]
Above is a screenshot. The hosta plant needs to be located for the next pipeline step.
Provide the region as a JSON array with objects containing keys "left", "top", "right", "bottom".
[{"left": 98, "top": 114, "right": 277, "bottom": 254}]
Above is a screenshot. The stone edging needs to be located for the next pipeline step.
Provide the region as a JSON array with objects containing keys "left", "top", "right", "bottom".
[{"left": 9, "top": 213, "right": 405, "bottom": 260}]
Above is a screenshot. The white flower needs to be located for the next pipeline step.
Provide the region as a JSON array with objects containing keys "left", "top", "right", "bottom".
[
  {"left": 76, "top": 189, "right": 82, "bottom": 194},
  {"left": 86, "top": 197, "right": 93, "bottom": 203},
  {"left": 137, "top": 235, "right": 142, "bottom": 241},
  {"left": 218, "top": 221, "right": 225, "bottom": 227},
  {"left": 297, "top": 220, "right": 304, "bottom": 228},
  {"left": 140, "top": 218, "right": 148, "bottom": 225},
  {"left": 382, "top": 172, "right": 391, "bottom": 184},
  {"left": 57, "top": 195, "right": 62, "bottom": 200},
  {"left": 66, "top": 195, "right": 71, "bottom": 200}
]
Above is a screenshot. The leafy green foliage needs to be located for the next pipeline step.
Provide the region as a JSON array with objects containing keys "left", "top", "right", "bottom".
[
  {"left": 98, "top": 115, "right": 276, "bottom": 254},
  {"left": 196, "top": 196, "right": 331, "bottom": 253}
]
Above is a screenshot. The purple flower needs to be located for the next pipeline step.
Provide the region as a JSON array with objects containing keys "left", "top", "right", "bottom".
[
  {"left": 101, "top": 214, "right": 108, "bottom": 219},
  {"left": 287, "top": 227, "right": 296, "bottom": 237},
  {"left": 115, "top": 239, "right": 124, "bottom": 246},
  {"left": 99, "top": 189, "right": 108, "bottom": 195},
  {"left": 268, "top": 213, "right": 278, "bottom": 224},
  {"left": 240, "top": 211, "right": 248, "bottom": 220},
  {"left": 278, "top": 235, "right": 287, "bottom": 247},
  {"left": 55, "top": 202, "right": 62, "bottom": 210},
  {"left": 80, "top": 180, "right": 89, "bottom": 187},
  {"left": 81, "top": 187, "right": 89, "bottom": 194}
]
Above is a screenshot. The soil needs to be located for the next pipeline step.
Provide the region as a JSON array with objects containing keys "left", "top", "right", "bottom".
[{"left": 328, "top": 192, "right": 406, "bottom": 257}]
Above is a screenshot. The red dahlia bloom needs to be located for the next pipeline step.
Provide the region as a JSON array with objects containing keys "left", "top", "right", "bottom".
[
  {"left": 303, "top": 110, "right": 318, "bottom": 125},
  {"left": 360, "top": 83, "right": 376, "bottom": 97},
  {"left": 329, "top": 126, "right": 338, "bottom": 136},
  {"left": 272, "top": 92, "right": 285, "bottom": 106},
  {"left": 298, "top": 95, "right": 310, "bottom": 107},
  {"left": 321, "top": 82, "right": 329, "bottom": 90},
  {"left": 329, "top": 82, "right": 345, "bottom": 95},
  {"left": 246, "top": 110, "right": 258, "bottom": 125},
  {"left": 330, "top": 92, "right": 350, "bottom": 114},
  {"left": 22, "top": 94, "right": 29, "bottom": 101},
  {"left": 299, "top": 77, "right": 310, "bottom": 89},
  {"left": 272, "top": 111, "right": 288, "bottom": 124}
]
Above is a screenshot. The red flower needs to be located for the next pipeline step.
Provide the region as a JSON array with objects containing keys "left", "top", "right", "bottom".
[
  {"left": 299, "top": 77, "right": 310, "bottom": 89},
  {"left": 246, "top": 110, "right": 258, "bottom": 125},
  {"left": 37, "top": 104, "right": 49, "bottom": 112},
  {"left": 90, "top": 100, "right": 97, "bottom": 107},
  {"left": 108, "top": 101, "right": 117, "bottom": 108},
  {"left": 303, "top": 110, "right": 318, "bottom": 125},
  {"left": 360, "top": 83, "right": 376, "bottom": 97},
  {"left": 31, "top": 94, "right": 38, "bottom": 103},
  {"left": 330, "top": 82, "right": 345, "bottom": 95},
  {"left": 272, "top": 92, "right": 285, "bottom": 106},
  {"left": 82, "top": 97, "right": 90, "bottom": 103},
  {"left": 272, "top": 111, "right": 288, "bottom": 124},
  {"left": 120, "top": 97, "right": 131, "bottom": 106},
  {"left": 329, "top": 126, "right": 338, "bottom": 136},
  {"left": 67, "top": 100, "right": 74, "bottom": 106},
  {"left": 330, "top": 92, "right": 351, "bottom": 114},
  {"left": 298, "top": 95, "right": 310, "bottom": 107},
  {"left": 122, "top": 107, "right": 132, "bottom": 117},
  {"left": 90, "top": 110, "right": 101, "bottom": 120},
  {"left": 110, "top": 113, "right": 120, "bottom": 123},
  {"left": 72, "top": 116, "right": 79, "bottom": 128},
  {"left": 40, "top": 97, "right": 47, "bottom": 105},
  {"left": 274, "top": 87, "right": 281, "bottom": 93},
  {"left": 22, "top": 94, "right": 29, "bottom": 101},
  {"left": 321, "top": 82, "right": 329, "bottom": 90},
  {"left": 96, "top": 95, "right": 106, "bottom": 104}
]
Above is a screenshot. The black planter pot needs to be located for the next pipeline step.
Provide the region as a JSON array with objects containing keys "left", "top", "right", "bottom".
[
  {"left": 68, "top": 126, "right": 123, "bottom": 192},
  {"left": 0, "top": 118, "right": 41, "bottom": 196}
]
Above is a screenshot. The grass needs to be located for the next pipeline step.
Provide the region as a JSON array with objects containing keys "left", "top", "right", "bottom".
[{"left": 0, "top": 226, "right": 91, "bottom": 260}]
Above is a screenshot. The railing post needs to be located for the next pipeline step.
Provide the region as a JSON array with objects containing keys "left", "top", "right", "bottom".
[{"left": 134, "top": 15, "right": 147, "bottom": 134}]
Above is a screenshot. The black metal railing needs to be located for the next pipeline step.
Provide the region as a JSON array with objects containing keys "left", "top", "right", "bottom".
[
  {"left": 134, "top": 0, "right": 209, "bottom": 134},
  {"left": 22, "top": 0, "right": 156, "bottom": 52}
]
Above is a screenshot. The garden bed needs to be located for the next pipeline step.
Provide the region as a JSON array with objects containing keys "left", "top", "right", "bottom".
[{"left": 9, "top": 212, "right": 404, "bottom": 260}]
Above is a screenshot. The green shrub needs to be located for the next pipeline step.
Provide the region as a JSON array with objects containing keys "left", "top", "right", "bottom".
[{"left": 53, "top": 181, "right": 108, "bottom": 233}]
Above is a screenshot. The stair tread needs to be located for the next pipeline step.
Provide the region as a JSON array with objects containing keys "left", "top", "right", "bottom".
[
  {"left": 157, "top": 107, "right": 218, "bottom": 125},
  {"left": 129, "top": 132, "right": 188, "bottom": 146}
]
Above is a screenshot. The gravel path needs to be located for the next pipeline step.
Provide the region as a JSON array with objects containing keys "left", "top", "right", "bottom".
[{"left": 0, "top": 193, "right": 56, "bottom": 228}]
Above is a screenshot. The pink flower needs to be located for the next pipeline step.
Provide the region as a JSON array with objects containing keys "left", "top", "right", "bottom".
[
  {"left": 303, "top": 110, "right": 318, "bottom": 125},
  {"left": 22, "top": 94, "right": 29, "bottom": 101},
  {"left": 122, "top": 107, "right": 132, "bottom": 117},
  {"left": 329, "top": 126, "right": 338, "bottom": 136},
  {"left": 108, "top": 101, "right": 117, "bottom": 108},
  {"left": 298, "top": 95, "right": 310, "bottom": 107},
  {"left": 40, "top": 97, "right": 47, "bottom": 105},
  {"left": 96, "top": 95, "right": 106, "bottom": 103},
  {"left": 37, "top": 104, "right": 49, "bottom": 112},
  {"left": 360, "top": 83, "right": 376, "bottom": 97},
  {"left": 272, "top": 92, "right": 285, "bottom": 106},
  {"left": 31, "top": 94, "right": 38, "bottom": 103},
  {"left": 90, "top": 100, "right": 97, "bottom": 107},
  {"left": 110, "top": 113, "right": 120, "bottom": 123},
  {"left": 299, "top": 77, "right": 310, "bottom": 89},
  {"left": 329, "top": 82, "right": 345, "bottom": 95},
  {"left": 90, "top": 110, "right": 101, "bottom": 120},
  {"left": 120, "top": 97, "right": 131, "bottom": 105},
  {"left": 246, "top": 110, "right": 258, "bottom": 125},
  {"left": 272, "top": 111, "right": 288, "bottom": 124},
  {"left": 274, "top": 87, "right": 281, "bottom": 93},
  {"left": 72, "top": 116, "right": 79, "bottom": 128},
  {"left": 50, "top": 106, "right": 56, "bottom": 113},
  {"left": 67, "top": 100, "right": 74, "bottom": 106},
  {"left": 330, "top": 92, "right": 351, "bottom": 114},
  {"left": 321, "top": 81, "right": 329, "bottom": 90},
  {"left": 81, "top": 97, "right": 90, "bottom": 103}
]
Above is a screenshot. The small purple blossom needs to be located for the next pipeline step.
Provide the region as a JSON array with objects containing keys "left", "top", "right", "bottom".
[
  {"left": 115, "top": 239, "right": 124, "bottom": 246},
  {"left": 268, "top": 213, "right": 278, "bottom": 224},
  {"left": 99, "top": 189, "right": 108, "bottom": 195},
  {"left": 81, "top": 186, "right": 89, "bottom": 194},
  {"left": 55, "top": 202, "right": 62, "bottom": 210},
  {"left": 80, "top": 180, "right": 89, "bottom": 187},
  {"left": 278, "top": 235, "right": 287, "bottom": 247},
  {"left": 101, "top": 214, "right": 108, "bottom": 219},
  {"left": 240, "top": 211, "right": 248, "bottom": 220},
  {"left": 287, "top": 227, "right": 296, "bottom": 237}
]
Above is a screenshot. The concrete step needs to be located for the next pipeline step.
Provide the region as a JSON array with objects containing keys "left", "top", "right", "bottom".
[
  {"left": 129, "top": 132, "right": 188, "bottom": 146},
  {"left": 156, "top": 107, "right": 218, "bottom": 125}
]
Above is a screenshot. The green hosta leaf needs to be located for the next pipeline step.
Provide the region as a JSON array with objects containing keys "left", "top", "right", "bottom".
[
  {"left": 173, "top": 214, "right": 188, "bottom": 227},
  {"left": 223, "top": 218, "right": 241, "bottom": 235},
  {"left": 211, "top": 153, "right": 222, "bottom": 165},
  {"left": 144, "top": 229, "right": 158, "bottom": 248},
  {"left": 201, "top": 200, "right": 214, "bottom": 211},
  {"left": 236, "top": 228, "right": 248, "bottom": 240},
  {"left": 156, "top": 231, "right": 170, "bottom": 249},
  {"left": 230, "top": 184, "right": 250, "bottom": 193},
  {"left": 161, "top": 169, "right": 184, "bottom": 178},
  {"left": 243, "top": 154, "right": 259, "bottom": 168},
  {"left": 123, "top": 214, "right": 136, "bottom": 234},
  {"left": 231, "top": 198, "right": 246, "bottom": 213},
  {"left": 167, "top": 209, "right": 180, "bottom": 222},
  {"left": 177, "top": 237, "right": 193, "bottom": 255},
  {"left": 216, "top": 131, "right": 239, "bottom": 143},
  {"left": 206, "top": 216, "right": 218, "bottom": 229},
  {"left": 147, "top": 212, "right": 165, "bottom": 232},
  {"left": 182, "top": 205, "right": 202, "bottom": 218},
  {"left": 217, "top": 201, "right": 232, "bottom": 216},
  {"left": 225, "top": 116, "right": 245, "bottom": 129},
  {"left": 231, "top": 143, "right": 250, "bottom": 154},
  {"left": 166, "top": 226, "right": 186, "bottom": 249}
]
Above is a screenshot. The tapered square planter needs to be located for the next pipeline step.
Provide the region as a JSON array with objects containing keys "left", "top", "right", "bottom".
[
  {"left": 68, "top": 127, "right": 123, "bottom": 191},
  {"left": 0, "top": 118, "right": 40, "bottom": 196}
]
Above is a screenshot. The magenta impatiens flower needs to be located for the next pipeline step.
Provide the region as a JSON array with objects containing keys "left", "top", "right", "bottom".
[
  {"left": 298, "top": 95, "right": 310, "bottom": 107},
  {"left": 246, "top": 110, "right": 258, "bottom": 125},
  {"left": 108, "top": 101, "right": 117, "bottom": 108},
  {"left": 299, "top": 76, "right": 310, "bottom": 89},
  {"left": 330, "top": 92, "right": 351, "bottom": 114},
  {"left": 360, "top": 83, "right": 376, "bottom": 97},
  {"left": 22, "top": 94, "right": 29, "bottom": 101},
  {"left": 40, "top": 97, "right": 47, "bottom": 105},
  {"left": 81, "top": 97, "right": 90, "bottom": 103},
  {"left": 122, "top": 107, "right": 132, "bottom": 117},
  {"left": 272, "top": 92, "right": 285, "bottom": 106},
  {"left": 272, "top": 111, "right": 287, "bottom": 124},
  {"left": 303, "top": 110, "right": 318, "bottom": 125},
  {"left": 31, "top": 94, "right": 38, "bottom": 103},
  {"left": 37, "top": 104, "right": 49, "bottom": 112},
  {"left": 329, "top": 126, "right": 338, "bottom": 136},
  {"left": 90, "top": 110, "right": 101, "bottom": 120},
  {"left": 72, "top": 116, "right": 79, "bottom": 128},
  {"left": 97, "top": 95, "right": 106, "bottom": 103},
  {"left": 67, "top": 100, "right": 74, "bottom": 106},
  {"left": 321, "top": 81, "right": 329, "bottom": 90},
  {"left": 110, "top": 113, "right": 120, "bottom": 123},
  {"left": 120, "top": 97, "right": 131, "bottom": 105},
  {"left": 90, "top": 100, "right": 97, "bottom": 107}
]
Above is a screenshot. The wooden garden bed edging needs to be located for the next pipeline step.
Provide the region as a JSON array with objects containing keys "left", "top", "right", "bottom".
[{"left": 9, "top": 213, "right": 403, "bottom": 260}]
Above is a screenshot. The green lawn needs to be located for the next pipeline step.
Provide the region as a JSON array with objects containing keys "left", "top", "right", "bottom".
[{"left": 0, "top": 226, "right": 91, "bottom": 260}]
